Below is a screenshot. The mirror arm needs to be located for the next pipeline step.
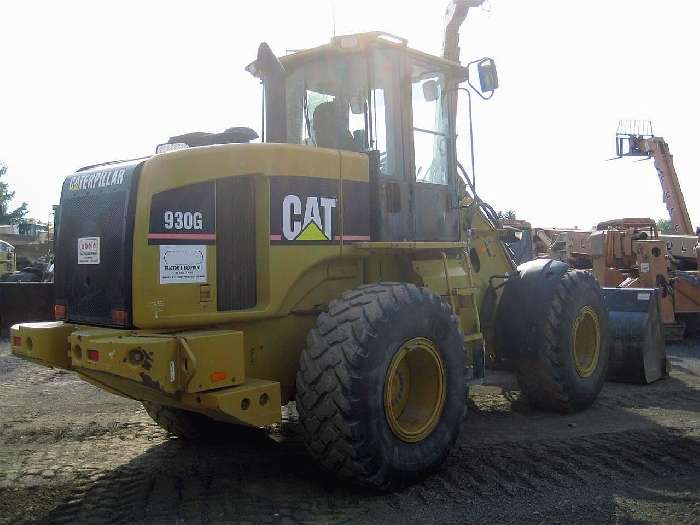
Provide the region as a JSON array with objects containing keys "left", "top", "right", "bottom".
[{"left": 456, "top": 87, "right": 477, "bottom": 196}]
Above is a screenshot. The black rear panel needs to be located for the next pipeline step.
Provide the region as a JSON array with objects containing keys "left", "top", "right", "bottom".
[
  {"left": 54, "top": 161, "right": 141, "bottom": 326},
  {"left": 216, "top": 176, "right": 257, "bottom": 310}
]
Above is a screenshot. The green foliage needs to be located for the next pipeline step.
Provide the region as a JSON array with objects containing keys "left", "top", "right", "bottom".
[
  {"left": 0, "top": 163, "right": 29, "bottom": 225},
  {"left": 497, "top": 209, "right": 517, "bottom": 221},
  {"left": 656, "top": 218, "right": 674, "bottom": 234}
]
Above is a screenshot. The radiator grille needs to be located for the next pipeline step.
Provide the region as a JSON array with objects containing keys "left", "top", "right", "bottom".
[{"left": 216, "top": 176, "right": 257, "bottom": 310}]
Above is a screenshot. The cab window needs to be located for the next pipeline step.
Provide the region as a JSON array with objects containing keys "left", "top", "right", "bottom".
[
  {"left": 285, "top": 56, "right": 368, "bottom": 152},
  {"left": 369, "top": 47, "right": 402, "bottom": 178},
  {"left": 411, "top": 71, "right": 449, "bottom": 185}
]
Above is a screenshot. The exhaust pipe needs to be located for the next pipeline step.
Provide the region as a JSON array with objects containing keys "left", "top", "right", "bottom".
[{"left": 246, "top": 43, "right": 287, "bottom": 143}]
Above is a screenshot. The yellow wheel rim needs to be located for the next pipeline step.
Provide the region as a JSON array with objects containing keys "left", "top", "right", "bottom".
[
  {"left": 572, "top": 306, "right": 601, "bottom": 378},
  {"left": 384, "top": 337, "right": 446, "bottom": 443}
]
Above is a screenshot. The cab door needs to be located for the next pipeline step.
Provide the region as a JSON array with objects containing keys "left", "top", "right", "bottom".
[
  {"left": 367, "top": 46, "right": 412, "bottom": 241},
  {"left": 407, "top": 66, "right": 460, "bottom": 241}
]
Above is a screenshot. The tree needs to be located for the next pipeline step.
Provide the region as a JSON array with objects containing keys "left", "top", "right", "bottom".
[
  {"left": 656, "top": 218, "right": 674, "bottom": 234},
  {"left": 0, "top": 163, "right": 28, "bottom": 225},
  {"left": 497, "top": 209, "right": 517, "bottom": 221}
]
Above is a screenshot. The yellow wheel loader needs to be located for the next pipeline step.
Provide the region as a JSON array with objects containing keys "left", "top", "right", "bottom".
[{"left": 12, "top": 1, "right": 625, "bottom": 489}]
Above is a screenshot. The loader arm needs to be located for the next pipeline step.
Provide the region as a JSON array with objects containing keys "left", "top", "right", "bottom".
[{"left": 443, "top": 0, "right": 485, "bottom": 62}]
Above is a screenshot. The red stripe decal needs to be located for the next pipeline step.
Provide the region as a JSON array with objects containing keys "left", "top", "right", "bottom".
[
  {"left": 269, "top": 234, "right": 282, "bottom": 241},
  {"left": 340, "top": 235, "right": 371, "bottom": 241},
  {"left": 147, "top": 233, "right": 216, "bottom": 240}
]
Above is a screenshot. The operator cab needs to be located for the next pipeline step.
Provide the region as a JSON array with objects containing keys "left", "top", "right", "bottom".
[{"left": 248, "top": 32, "right": 471, "bottom": 241}]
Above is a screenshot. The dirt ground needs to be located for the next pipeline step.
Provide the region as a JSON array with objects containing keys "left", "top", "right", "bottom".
[{"left": 1, "top": 340, "right": 699, "bottom": 525}]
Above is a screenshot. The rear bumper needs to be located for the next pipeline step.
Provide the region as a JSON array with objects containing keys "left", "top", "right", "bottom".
[{"left": 11, "top": 322, "right": 280, "bottom": 427}]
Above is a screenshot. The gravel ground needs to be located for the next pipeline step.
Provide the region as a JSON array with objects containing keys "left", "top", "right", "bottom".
[{"left": 1, "top": 340, "right": 699, "bottom": 524}]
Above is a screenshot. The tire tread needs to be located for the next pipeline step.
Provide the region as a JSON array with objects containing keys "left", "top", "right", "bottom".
[
  {"left": 295, "top": 282, "right": 462, "bottom": 490},
  {"left": 517, "top": 269, "right": 607, "bottom": 412}
]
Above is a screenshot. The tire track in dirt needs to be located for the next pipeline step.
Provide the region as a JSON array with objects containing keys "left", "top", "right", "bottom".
[
  {"left": 0, "top": 421, "right": 161, "bottom": 446},
  {"left": 26, "top": 428, "right": 700, "bottom": 524}
]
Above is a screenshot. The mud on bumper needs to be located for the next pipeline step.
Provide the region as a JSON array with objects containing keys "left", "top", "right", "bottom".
[{"left": 11, "top": 322, "right": 280, "bottom": 427}]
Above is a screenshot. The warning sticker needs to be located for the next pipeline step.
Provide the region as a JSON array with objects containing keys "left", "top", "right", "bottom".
[
  {"left": 78, "top": 237, "right": 100, "bottom": 265},
  {"left": 159, "top": 245, "right": 207, "bottom": 285}
]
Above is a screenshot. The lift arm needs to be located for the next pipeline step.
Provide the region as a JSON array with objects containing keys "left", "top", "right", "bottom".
[{"left": 443, "top": 0, "right": 485, "bottom": 62}]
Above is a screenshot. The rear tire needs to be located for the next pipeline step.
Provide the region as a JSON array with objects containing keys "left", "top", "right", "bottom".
[
  {"left": 295, "top": 282, "right": 466, "bottom": 490},
  {"left": 143, "top": 401, "right": 262, "bottom": 442},
  {"left": 516, "top": 269, "right": 609, "bottom": 412}
]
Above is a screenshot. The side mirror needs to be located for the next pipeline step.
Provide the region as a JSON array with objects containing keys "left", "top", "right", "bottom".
[
  {"left": 422, "top": 79, "right": 440, "bottom": 102},
  {"left": 477, "top": 58, "right": 499, "bottom": 92}
]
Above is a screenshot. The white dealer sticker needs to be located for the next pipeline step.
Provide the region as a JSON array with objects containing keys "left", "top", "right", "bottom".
[
  {"left": 159, "top": 245, "right": 207, "bottom": 285},
  {"left": 78, "top": 237, "right": 100, "bottom": 264}
]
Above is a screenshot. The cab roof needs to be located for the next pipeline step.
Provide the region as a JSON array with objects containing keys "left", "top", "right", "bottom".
[{"left": 279, "top": 31, "right": 468, "bottom": 79}]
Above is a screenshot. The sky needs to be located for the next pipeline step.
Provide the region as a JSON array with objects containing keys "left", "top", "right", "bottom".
[{"left": 1, "top": 0, "right": 698, "bottom": 229}]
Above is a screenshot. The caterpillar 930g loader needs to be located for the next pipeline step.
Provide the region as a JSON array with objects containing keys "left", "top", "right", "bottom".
[{"left": 12, "top": 1, "right": 614, "bottom": 489}]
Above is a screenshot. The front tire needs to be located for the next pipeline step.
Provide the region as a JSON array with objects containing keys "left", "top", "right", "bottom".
[
  {"left": 515, "top": 268, "right": 609, "bottom": 412},
  {"left": 295, "top": 282, "right": 466, "bottom": 490}
]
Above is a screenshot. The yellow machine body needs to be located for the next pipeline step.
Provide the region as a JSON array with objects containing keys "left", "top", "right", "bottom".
[{"left": 12, "top": 141, "right": 514, "bottom": 427}]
